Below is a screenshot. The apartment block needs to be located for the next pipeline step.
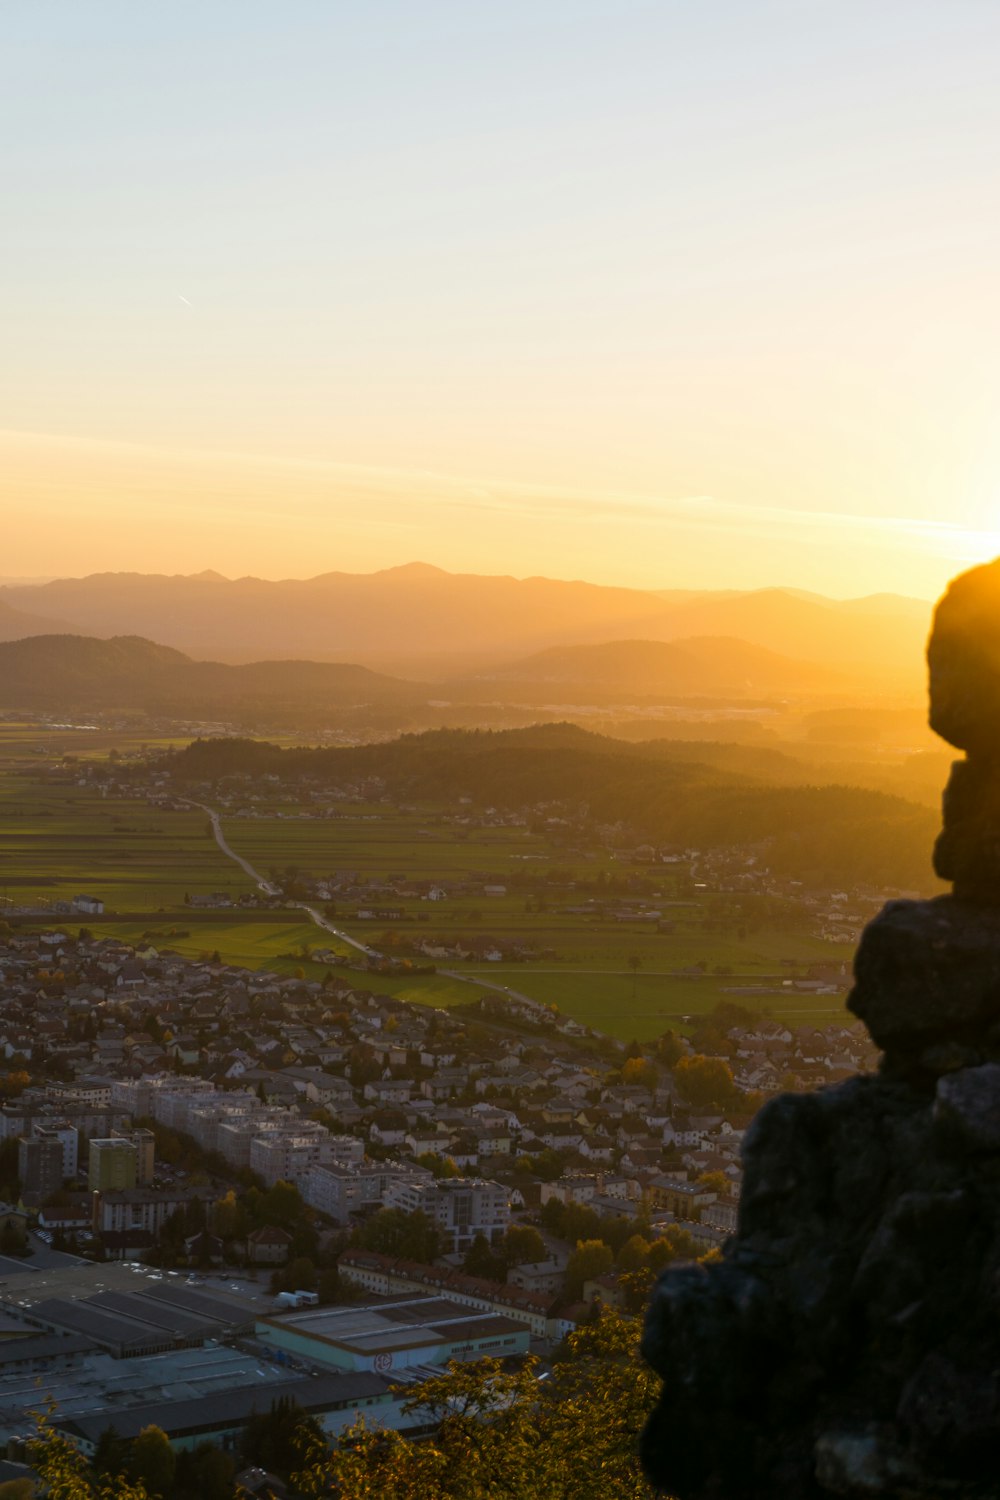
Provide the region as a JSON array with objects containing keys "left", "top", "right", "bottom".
[
  {"left": 18, "top": 1136, "right": 63, "bottom": 1198},
  {"left": 88, "top": 1138, "right": 138, "bottom": 1192},
  {"left": 385, "top": 1177, "right": 510, "bottom": 1251}
]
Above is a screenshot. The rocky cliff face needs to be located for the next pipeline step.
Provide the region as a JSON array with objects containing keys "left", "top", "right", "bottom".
[{"left": 640, "top": 560, "right": 1000, "bottom": 1499}]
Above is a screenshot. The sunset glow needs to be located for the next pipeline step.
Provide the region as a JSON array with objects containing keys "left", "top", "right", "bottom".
[{"left": 4, "top": 1, "right": 1000, "bottom": 597}]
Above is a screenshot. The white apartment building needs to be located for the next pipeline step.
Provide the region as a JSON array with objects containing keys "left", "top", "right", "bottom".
[
  {"left": 302, "top": 1161, "right": 431, "bottom": 1224},
  {"left": 249, "top": 1130, "right": 363, "bottom": 1187},
  {"left": 385, "top": 1177, "right": 510, "bottom": 1251}
]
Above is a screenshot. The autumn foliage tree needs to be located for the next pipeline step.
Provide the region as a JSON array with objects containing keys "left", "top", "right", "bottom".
[
  {"left": 29, "top": 1311, "right": 666, "bottom": 1500},
  {"left": 292, "top": 1309, "right": 660, "bottom": 1500},
  {"left": 673, "top": 1053, "right": 739, "bottom": 1109}
]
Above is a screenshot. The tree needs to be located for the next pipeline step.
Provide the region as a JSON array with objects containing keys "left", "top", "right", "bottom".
[
  {"left": 348, "top": 1042, "right": 381, "bottom": 1089},
  {"left": 656, "top": 1029, "right": 685, "bottom": 1066},
  {"left": 210, "top": 1189, "right": 246, "bottom": 1242},
  {"left": 0, "top": 1221, "right": 26, "bottom": 1256},
  {"left": 277, "top": 1256, "right": 317, "bottom": 1293},
  {"left": 695, "top": 1170, "right": 728, "bottom": 1198},
  {"left": 129, "top": 1426, "right": 175, "bottom": 1499},
  {"left": 616, "top": 1234, "right": 651, "bottom": 1273},
  {"left": 172, "top": 1443, "right": 236, "bottom": 1500},
  {"left": 621, "top": 1056, "right": 657, "bottom": 1091},
  {"left": 0, "top": 1481, "right": 35, "bottom": 1500},
  {"left": 564, "top": 1239, "right": 614, "bottom": 1301},
  {"left": 29, "top": 1407, "right": 152, "bottom": 1499},
  {"left": 462, "top": 1233, "right": 506, "bottom": 1283},
  {"left": 501, "top": 1224, "right": 545, "bottom": 1268},
  {"left": 92, "top": 1426, "right": 128, "bottom": 1480},
  {"left": 417, "top": 1152, "right": 461, "bottom": 1180},
  {"left": 356, "top": 1207, "right": 442, "bottom": 1264},
  {"left": 254, "top": 1180, "right": 305, "bottom": 1229},
  {"left": 627, "top": 953, "right": 643, "bottom": 998},
  {"left": 318, "top": 1266, "right": 348, "bottom": 1305},
  {"left": 243, "top": 1396, "right": 323, "bottom": 1476},
  {"left": 292, "top": 1310, "right": 659, "bottom": 1499},
  {"left": 673, "top": 1053, "right": 739, "bottom": 1109},
  {"left": 648, "top": 1224, "right": 698, "bottom": 1269}
]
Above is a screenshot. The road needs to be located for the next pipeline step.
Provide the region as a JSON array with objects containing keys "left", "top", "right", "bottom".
[
  {"left": 184, "top": 800, "right": 387, "bottom": 959},
  {"left": 186, "top": 801, "right": 653, "bottom": 1014}
]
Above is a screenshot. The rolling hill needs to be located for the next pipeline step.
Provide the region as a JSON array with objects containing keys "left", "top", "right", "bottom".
[
  {"left": 165, "top": 723, "right": 941, "bottom": 893},
  {"left": 472, "top": 637, "right": 845, "bottom": 697},
  {"left": 0, "top": 635, "right": 419, "bottom": 715}
]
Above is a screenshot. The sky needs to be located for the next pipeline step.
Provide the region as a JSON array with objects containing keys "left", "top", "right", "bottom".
[{"left": 4, "top": 0, "right": 1000, "bottom": 597}]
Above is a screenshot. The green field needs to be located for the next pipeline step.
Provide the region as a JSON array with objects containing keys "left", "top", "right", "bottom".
[
  {"left": 458, "top": 969, "right": 849, "bottom": 1037},
  {"left": 0, "top": 772, "right": 255, "bottom": 911},
  {"left": 0, "top": 721, "right": 194, "bottom": 761},
  {"left": 0, "top": 747, "right": 856, "bottom": 1040},
  {"left": 222, "top": 806, "right": 552, "bottom": 879},
  {"left": 65, "top": 914, "right": 847, "bottom": 1039}
]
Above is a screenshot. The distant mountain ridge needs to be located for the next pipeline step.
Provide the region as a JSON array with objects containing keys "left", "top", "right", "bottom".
[
  {"left": 0, "top": 565, "right": 930, "bottom": 683},
  {"left": 476, "top": 637, "right": 845, "bottom": 695}
]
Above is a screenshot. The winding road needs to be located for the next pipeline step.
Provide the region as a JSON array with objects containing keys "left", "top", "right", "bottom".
[
  {"left": 183, "top": 800, "right": 373, "bottom": 957},
  {"left": 185, "top": 798, "right": 544, "bottom": 1004}
]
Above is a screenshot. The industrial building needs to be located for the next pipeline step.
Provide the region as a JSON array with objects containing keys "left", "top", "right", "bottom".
[
  {"left": 0, "top": 1263, "right": 258, "bottom": 1357},
  {"left": 57, "top": 1369, "right": 394, "bottom": 1455},
  {"left": 257, "top": 1294, "right": 529, "bottom": 1375}
]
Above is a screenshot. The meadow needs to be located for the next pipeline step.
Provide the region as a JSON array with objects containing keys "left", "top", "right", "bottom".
[
  {"left": 222, "top": 805, "right": 549, "bottom": 878},
  {"left": 0, "top": 771, "right": 254, "bottom": 911},
  {"left": 0, "top": 744, "right": 854, "bottom": 1039}
]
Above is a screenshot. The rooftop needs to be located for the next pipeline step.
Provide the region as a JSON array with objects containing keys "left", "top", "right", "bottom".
[{"left": 260, "top": 1296, "right": 525, "bottom": 1356}]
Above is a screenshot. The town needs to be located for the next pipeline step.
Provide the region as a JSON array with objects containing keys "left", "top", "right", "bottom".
[{"left": 0, "top": 909, "right": 876, "bottom": 1489}]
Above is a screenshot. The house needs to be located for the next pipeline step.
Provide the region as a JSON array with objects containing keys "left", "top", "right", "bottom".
[
  {"left": 73, "top": 895, "right": 105, "bottom": 915},
  {"left": 247, "top": 1225, "right": 294, "bottom": 1265},
  {"left": 185, "top": 1230, "right": 224, "bottom": 1264}
]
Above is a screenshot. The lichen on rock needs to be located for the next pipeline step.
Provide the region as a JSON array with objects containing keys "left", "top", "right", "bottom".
[{"left": 640, "top": 560, "right": 1000, "bottom": 1498}]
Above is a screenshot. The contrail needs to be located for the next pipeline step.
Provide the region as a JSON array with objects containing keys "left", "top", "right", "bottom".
[{"left": 177, "top": 294, "right": 192, "bottom": 307}]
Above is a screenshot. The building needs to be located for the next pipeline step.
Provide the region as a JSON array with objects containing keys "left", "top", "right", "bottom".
[
  {"left": 18, "top": 1136, "right": 63, "bottom": 1199},
  {"left": 33, "top": 1121, "right": 79, "bottom": 1179},
  {"left": 384, "top": 1177, "right": 509, "bottom": 1252},
  {"left": 337, "top": 1251, "right": 554, "bottom": 1339},
  {"left": 302, "top": 1161, "right": 431, "bottom": 1225},
  {"left": 45, "top": 1079, "right": 114, "bottom": 1109},
  {"left": 257, "top": 1296, "right": 529, "bottom": 1376},
  {"left": 58, "top": 1370, "right": 394, "bottom": 1454},
  {"left": 247, "top": 1226, "right": 293, "bottom": 1265},
  {"left": 93, "top": 1186, "right": 213, "bottom": 1239},
  {"left": 111, "top": 1127, "right": 155, "bottom": 1185},
  {"left": 88, "top": 1138, "right": 138, "bottom": 1192},
  {"left": 647, "top": 1177, "right": 717, "bottom": 1222},
  {"left": 72, "top": 895, "right": 104, "bottom": 915}
]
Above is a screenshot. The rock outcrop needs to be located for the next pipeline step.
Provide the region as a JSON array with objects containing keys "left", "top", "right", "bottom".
[{"left": 640, "top": 560, "right": 1000, "bottom": 1498}]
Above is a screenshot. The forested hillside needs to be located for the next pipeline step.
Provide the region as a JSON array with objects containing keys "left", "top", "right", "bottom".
[{"left": 164, "top": 724, "right": 939, "bottom": 890}]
